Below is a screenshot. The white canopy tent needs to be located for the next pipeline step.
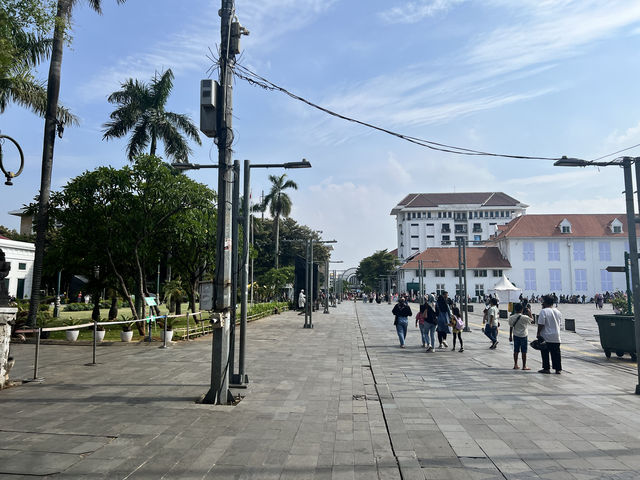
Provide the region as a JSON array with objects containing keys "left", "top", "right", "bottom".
[{"left": 490, "top": 275, "right": 522, "bottom": 305}]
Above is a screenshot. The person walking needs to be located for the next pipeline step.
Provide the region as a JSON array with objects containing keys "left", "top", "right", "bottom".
[
  {"left": 424, "top": 300, "right": 437, "bottom": 352},
  {"left": 537, "top": 295, "right": 562, "bottom": 374},
  {"left": 416, "top": 303, "right": 427, "bottom": 348},
  {"left": 484, "top": 297, "right": 500, "bottom": 349},
  {"left": 392, "top": 296, "right": 412, "bottom": 348},
  {"left": 298, "top": 289, "right": 306, "bottom": 315},
  {"left": 435, "top": 292, "right": 451, "bottom": 348},
  {"left": 508, "top": 303, "right": 531, "bottom": 370},
  {"left": 450, "top": 306, "right": 464, "bottom": 352}
]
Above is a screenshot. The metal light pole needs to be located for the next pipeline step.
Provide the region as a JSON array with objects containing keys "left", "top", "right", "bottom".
[{"left": 555, "top": 155, "right": 640, "bottom": 393}]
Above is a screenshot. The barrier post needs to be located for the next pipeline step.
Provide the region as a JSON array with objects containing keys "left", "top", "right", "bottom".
[
  {"left": 90, "top": 320, "right": 97, "bottom": 365},
  {"left": 186, "top": 312, "right": 190, "bottom": 341},
  {"left": 201, "top": 313, "right": 204, "bottom": 336},
  {"left": 160, "top": 315, "right": 168, "bottom": 349},
  {"left": 148, "top": 316, "right": 153, "bottom": 343},
  {"left": 30, "top": 327, "right": 44, "bottom": 382}
]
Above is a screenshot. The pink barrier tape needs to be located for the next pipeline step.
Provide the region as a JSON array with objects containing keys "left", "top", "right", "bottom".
[
  {"left": 43, "top": 323, "right": 94, "bottom": 332},
  {"left": 15, "top": 329, "right": 37, "bottom": 334}
]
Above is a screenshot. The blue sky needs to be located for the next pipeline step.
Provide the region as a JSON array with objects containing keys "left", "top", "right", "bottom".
[{"left": 2, "top": 0, "right": 640, "bottom": 268}]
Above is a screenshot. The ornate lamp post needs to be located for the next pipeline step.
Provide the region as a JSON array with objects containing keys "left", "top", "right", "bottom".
[{"left": 0, "top": 133, "right": 25, "bottom": 186}]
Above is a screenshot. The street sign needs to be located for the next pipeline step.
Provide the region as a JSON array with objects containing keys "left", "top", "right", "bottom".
[
  {"left": 606, "top": 266, "right": 626, "bottom": 273},
  {"left": 144, "top": 296, "right": 157, "bottom": 306},
  {"left": 199, "top": 281, "right": 214, "bottom": 311}
]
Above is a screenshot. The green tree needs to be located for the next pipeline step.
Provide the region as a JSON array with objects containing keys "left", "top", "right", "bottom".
[
  {"left": 259, "top": 174, "right": 298, "bottom": 269},
  {"left": 258, "top": 266, "right": 294, "bottom": 301},
  {"left": 102, "top": 68, "right": 201, "bottom": 161},
  {"left": 356, "top": 250, "right": 399, "bottom": 291},
  {"left": 28, "top": 0, "right": 127, "bottom": 328}
]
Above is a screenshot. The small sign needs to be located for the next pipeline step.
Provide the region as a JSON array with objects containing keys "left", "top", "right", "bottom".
[
  {"left": 144, "top": 296, "right": 157, "bottom": 307},
  {"left": 606, "top": 266, "right": 626, "bottom": 273},
  {"left": 199, "top": 281, "right": 214, "bottom": 311}
]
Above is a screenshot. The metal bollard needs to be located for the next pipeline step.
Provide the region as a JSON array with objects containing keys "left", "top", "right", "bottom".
[
  {"left": 186, "top": 312, "right": 190, "bottom": 341},
  {"left": 160, "top": 315, "right": 168, "bottom": 349},
  {"left": 29, "top": 327, "right": 44, "bottom": 382},
  {"left": 91, "top": 320, "right": 97, "bottom": 365}
]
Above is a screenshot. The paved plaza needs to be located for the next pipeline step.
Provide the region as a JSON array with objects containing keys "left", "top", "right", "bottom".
[{"left": 2, "top": 302, "right": 640, "bottom": 479}]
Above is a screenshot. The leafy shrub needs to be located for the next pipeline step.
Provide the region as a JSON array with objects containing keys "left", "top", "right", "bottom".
[
  {"left": 39, "top": 303, "right": 50, "bottom": 312},
  {"left": 63, "top": 303, "right": 93, "bottom": 312}
]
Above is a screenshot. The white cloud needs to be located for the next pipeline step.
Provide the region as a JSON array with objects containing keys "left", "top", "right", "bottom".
[
  {"left": 379, "top": 0, "right": 467, "bottom": 24},
  {"left": 606, "top": 121, "right": 640, "bottom": 147}
]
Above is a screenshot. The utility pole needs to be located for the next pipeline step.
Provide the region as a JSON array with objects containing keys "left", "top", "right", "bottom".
[
  {"left": 625, "top": 158, "right": 640, "bottom": 394},
  {"left": 203, "top": 0, "right": 237, "bottom": 405}
]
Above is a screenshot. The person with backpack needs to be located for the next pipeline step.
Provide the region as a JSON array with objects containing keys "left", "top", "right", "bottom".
[
  {"left": 508, "top": 303, "right": 531, "bottom": 370},
  {"left": 424, "top": 300, "right": 437, "bottom": 351},
  {"left": 450, "top": 306, "right": 464, "bottom": 352}
]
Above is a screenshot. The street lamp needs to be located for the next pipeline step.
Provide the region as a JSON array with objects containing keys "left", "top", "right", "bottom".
[
  {"left": 555, "top": 155, "right": 640, "bottom": 394},
  {"left": 325, "top": 260, "right": 343, "bottom": 312},
  {"left": 0, "top": 133, "right": 25, "bottom": 186},
  {"left": 172, "top": 158, "right": 311, "bottom": 387}
]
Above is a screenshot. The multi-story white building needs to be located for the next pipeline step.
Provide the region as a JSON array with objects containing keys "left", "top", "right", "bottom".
[
  {"left": 398, "top": 246, "right": 511, "bottom": 299},
  {"left": 491, "top": 214, "right": 632, "bottom": 297},
  {"left": 0, "top": 235, "right": 35, "bottom": 300},
  {"left": 390, "top": 192, "right": 527, "bottom": 262}
]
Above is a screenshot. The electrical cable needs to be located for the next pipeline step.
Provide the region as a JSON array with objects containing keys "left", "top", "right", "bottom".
[{"left": 233, "top": 63, "right": 640, "bottom": 163}]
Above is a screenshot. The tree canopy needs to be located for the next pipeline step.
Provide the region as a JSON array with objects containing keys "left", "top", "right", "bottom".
[{"left": 356, "top": 249, "right": 399, "bottom": 291}]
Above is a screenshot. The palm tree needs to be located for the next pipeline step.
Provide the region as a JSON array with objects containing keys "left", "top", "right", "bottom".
[
  {"left": 28, "top": 0, "right": 127, "bottom": 328},
  {"left": 0, "top": 7, "right": 76, "bottom": 124},
  {"left": 260, "top": 174, "right": 298, "bottom": 268},
  {"left": 102, "top": 69, "right": 201, "bottom": 161}
]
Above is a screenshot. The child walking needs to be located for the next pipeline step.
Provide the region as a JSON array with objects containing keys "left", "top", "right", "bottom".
[
  {"left": 416, "top": 303, "right": 428, "bottom": 348},
  {"left": 450, "top": 306, "right": 464, "bottom": 352}
]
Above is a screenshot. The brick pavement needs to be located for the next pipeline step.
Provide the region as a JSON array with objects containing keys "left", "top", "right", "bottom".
[{"left": 1, "top": 302, "right": 640, "bottom": 479}]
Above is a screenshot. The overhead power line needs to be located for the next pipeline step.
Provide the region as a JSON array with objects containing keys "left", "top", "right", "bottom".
[{"left": 233, "top": 63, "right": 639, "bottom": 163}]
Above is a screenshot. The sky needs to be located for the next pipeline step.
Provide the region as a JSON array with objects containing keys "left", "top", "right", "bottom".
[{"left": 2, "top": 0, "right": 640, "bottom": 270}]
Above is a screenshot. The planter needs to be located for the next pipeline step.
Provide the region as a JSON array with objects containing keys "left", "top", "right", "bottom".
[
  {"left": 65, "top": 329, "right": 79, "bottom": 342},
  {"left": 94, "top": 330, "right": 106, "bottom": 342},
  {"left": 161, "top": 330, "right": 174, "bottom": 343},
  {"left": 594, "top": 314, "right": 637, "bottom": 361},
  {"left": 120, "top": 330, "right": 133, "bottom": 342}
]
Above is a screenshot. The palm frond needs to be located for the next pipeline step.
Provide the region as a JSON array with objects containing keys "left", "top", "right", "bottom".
[
  {"left": 165, "top": 111, "right": 201, "bottom": 145},
  {"left": 150, "top": 69, "right": 174, "bottom": 108}
]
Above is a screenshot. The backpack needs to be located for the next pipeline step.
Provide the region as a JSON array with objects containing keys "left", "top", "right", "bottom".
[{"left": 455, "top": 316, "right": 464, "bottom": 330}]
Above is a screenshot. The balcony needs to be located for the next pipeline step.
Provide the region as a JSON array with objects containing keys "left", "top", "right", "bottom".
[
  {"left": 454, "top": 226, "right": 467, "bottom": 234},
  {"left": 441, "top": 225, "right": 451, "bottom": 233}
]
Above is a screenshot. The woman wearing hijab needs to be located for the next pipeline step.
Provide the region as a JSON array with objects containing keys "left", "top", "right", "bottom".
[{"left": 435, "top": 291, "right": 451, "bottom": 348}]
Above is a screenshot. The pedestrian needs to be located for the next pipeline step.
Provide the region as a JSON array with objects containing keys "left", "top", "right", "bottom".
[
  {"left": 424, "top": 300, "right": 437, "bottom": 352},
  {"left": 435, "top": 291, "right": 451, "bottom": 348},
  {"left": 537, "top": 294, "right": 562, "bottom": 374},
  {"left": 484, "top": 297, "right": 500, "bottom": 349},
  {"left": 508, "top": 303, "right": 531, "bottom": 370},
  {"left": 298, "top": 289, "right": 306, "bottom": 315},
  {"left": 415, "top": 303, "right": 427, "bottom": 348},
  {"left": 392, "top": 296, "right": 412, "bottom": 348},
  {"left": 450, "top": 306, "right": 464, "bottom": 352}
]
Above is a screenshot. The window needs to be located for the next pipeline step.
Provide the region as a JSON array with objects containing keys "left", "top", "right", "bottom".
[
  {"left": 426, "top": 223, "right": 434, "bottom": 226},
  {"left": 455, "top": 284, "right": 463, "bottom": 297},
  {"left": 523, "top": 242, "right": 535, "bottom": 261},
  {"left": 427, "top": 212, "right": 431, "bottom": 219},
  {"left": 426, "top": 235, "right": 434, "bottom": 238},
  {"left": 601, "top": 269, "right": 613, "bottom": 291},
  {"left": 473, "top": 223, "right": 482, "bottom": 232},
  {"left": 18, "top": 263, "right": 27, "bottom": 270},
  {"left": 613, "top": 225, "right": 622, "bottom": 233},
  {"left": 442, "top": 235, "right": 450, "bottom": 244},
  {"left": 411, "top": 247, "right": 419, "bottom": 250},
  {"left": 548, "top": 242, "right": 560, "bottom": 261},
  {"left": 575, "top": 269, "right": 587, "bottom": 291},
  {"left": 442, "top": 224, "right": 451, "bottom": 233},
  {"left": 474, "top": 270, "right": 487, "bottom": 277},
  {"left": 448, "top": 212, "right": 452, "bottom": 218},
  {"left": 411, "top": 223, "right": 418, "bottom": 227},
  {"left": 438, "top": 212, "right": 442, "bottom": 218},
  {"left": 436, "top": 284, "right": 446, "bottom": 296},
  {"left": 435, "top": 269, "right": 445, "bottom": 277},
  {"left": 524, "top": 269, "right": 536, "bottom": 290},
  {"left": 561, "top": 225, "right": 570, "bottom": 233},
  {"left": 549, "top": 269, "right": 562, "bottom": 291},
  {"left": 416, "top": 270, "right": 420, "bottom": 277},
  {"left": 599, "top": 241, "right": 611, "bottom": 261},
  {"left": 474, "top": 235, "right": 482, "bottom": 243},
  {"left": 475, "top": 284, "right": 484, "bottom": 297},
  {"left": 411, "top": 235, "right": 419, "bottom": 238},
  {"left": 492, "top": 270, "right": 502, "bottom": 277},
  {"left": 573, "top": 242, "right": 585, "bottom": 261}
]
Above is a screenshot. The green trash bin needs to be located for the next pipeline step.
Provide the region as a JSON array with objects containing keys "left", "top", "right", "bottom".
[{"left": 594, "top": 314, "right": 637, "bottom": 361}]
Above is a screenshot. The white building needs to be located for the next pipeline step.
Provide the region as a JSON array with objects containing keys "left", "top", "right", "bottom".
[
  {"left": 390, "top": 192, "right": 527, "bottom": 262},
  {"left": 0, "top": 235, "right": 35, "bottom": 299},
  {"left": 399, "top": 246, "right": 511, "bottom": 299},
  {"left": 491, "top": 214, "right": 632, "bottom": 297}
]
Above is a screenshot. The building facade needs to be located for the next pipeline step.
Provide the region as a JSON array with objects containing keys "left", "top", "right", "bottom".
[
  {"left": 390, "top": 192, "right": 527, "bottom": 262},
  {"left": 491, "top": 214, "right": 632, "bottom": 298},
  {"left": 398, "top": 247, "right": 511, "bottom": 299},
  {"left": 0, "top": 236, "right": 35, "bottom": 299}
]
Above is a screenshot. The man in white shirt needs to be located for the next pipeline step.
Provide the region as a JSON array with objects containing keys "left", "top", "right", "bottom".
[
  {"left": 537, "top": 295, "right": 563, "bottom": 374},
  {"left": 298, "top": 289, "right": 306, "bottom": 315}
]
